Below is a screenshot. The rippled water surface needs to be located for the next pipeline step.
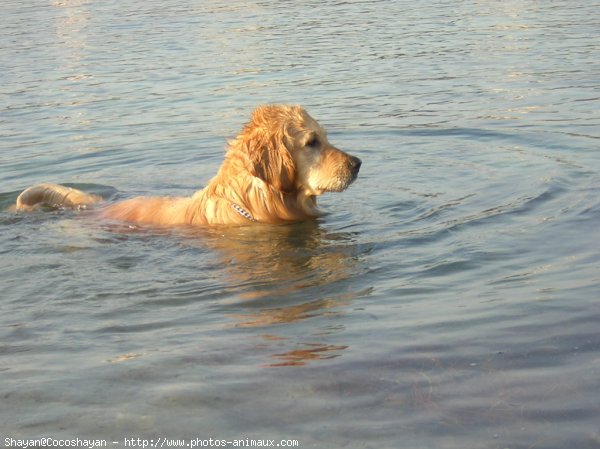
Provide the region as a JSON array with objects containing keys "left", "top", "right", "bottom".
[{"left": 2, "top": 1, "right": 600, "bottom": 448}]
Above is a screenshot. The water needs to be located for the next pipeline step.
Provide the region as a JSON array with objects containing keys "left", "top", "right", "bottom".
[{"left": 1, "top": 0, "right": 599, "bottom": 447}]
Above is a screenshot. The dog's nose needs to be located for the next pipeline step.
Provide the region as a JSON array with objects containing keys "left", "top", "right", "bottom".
[{"left": 349, "top": 156, "right": 362, "bottom": 174}]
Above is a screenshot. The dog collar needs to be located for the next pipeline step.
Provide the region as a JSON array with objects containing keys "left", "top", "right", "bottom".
[{"left": 231, "top": 203, "right": 257, "bottom": 222}]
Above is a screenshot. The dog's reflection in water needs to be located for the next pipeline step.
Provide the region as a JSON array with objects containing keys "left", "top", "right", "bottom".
[{"left": 181, "top": 220, "right": 368, "bottom": 366}]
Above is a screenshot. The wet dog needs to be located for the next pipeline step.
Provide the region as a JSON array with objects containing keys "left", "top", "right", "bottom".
[{"left": 15, "top": 105, "right": 361, "bottom": 225}]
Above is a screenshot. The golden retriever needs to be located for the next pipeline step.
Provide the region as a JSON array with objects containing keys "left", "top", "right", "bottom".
[{"left": 14, "top": 105, "right": 361, "bottom": 225}]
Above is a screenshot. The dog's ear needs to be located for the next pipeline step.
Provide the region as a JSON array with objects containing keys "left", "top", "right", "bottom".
[{"left": 245, "top": 130, "right": 296, "bottom": 193}]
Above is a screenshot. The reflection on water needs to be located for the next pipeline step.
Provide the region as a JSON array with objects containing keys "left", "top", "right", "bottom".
[
  {"left": 191, "top": 222, "right": 364, "bottom": 300},
  {"left": 269, "top": 343, "right": 348, "bottom": 368},
  {"left": 1, "top": 0, "right": 600, "bottom": 447},
  {"left": 178, "top": 221, "right": 370, "bottom": 367}
]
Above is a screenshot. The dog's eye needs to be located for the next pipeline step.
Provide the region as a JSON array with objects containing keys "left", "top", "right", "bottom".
[{"left": 306, "top": 135, "right": 319, "bottom": 148}]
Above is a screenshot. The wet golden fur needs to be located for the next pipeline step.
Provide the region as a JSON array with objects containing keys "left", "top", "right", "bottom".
[{"left": 14, "top": 105, "right": 361, "bottom": 226}]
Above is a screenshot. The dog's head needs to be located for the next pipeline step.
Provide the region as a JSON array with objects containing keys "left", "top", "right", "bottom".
[{"left": 237, "top": 105, "right": 361, "bottom": 195}]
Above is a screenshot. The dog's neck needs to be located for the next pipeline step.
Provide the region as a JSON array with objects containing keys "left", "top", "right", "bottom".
[
  {"left": 187, "top": 157, "right": 321, "bottom": 225},
  {"left": 221, "top": 175, "right": 321, "bottom": 223}
]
